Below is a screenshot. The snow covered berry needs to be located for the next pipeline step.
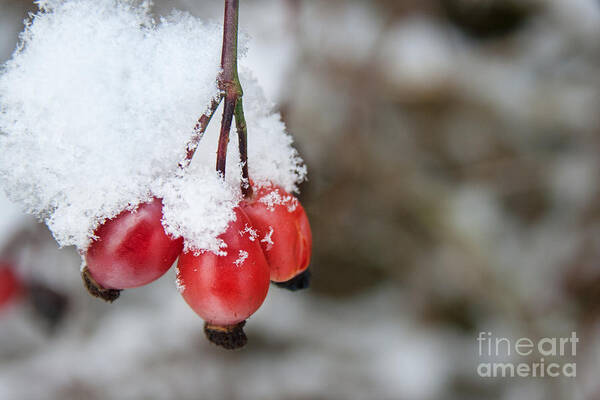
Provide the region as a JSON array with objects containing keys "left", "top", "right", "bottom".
[
  {"left": 83, "top": 198, "right": 183, "bottom": 301},
  {"left": 241, "top": 183, "right": 312, "bottom": 285},
  {"left": 0, "top": 264, "right": 22, "bottom": 311},
  {"left": 0, "top": 0, "right": 311, "bottom": 350},
  {"left": 176, "top": 206, "right": 270, "bottom": 349}
]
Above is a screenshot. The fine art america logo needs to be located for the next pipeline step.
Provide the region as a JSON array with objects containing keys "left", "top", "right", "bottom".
[{"left": 477, "top": 332, "right": 578, "bottom": 378}]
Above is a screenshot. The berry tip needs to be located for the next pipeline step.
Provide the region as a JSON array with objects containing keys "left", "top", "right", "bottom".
[
  {"left": 274, "top": 268, "right": 311, "bottom": 291},
  {"left": 204, "top": 321, "right": 248, "bottom": 350},
  {"left": 81, "top": 266, "right": 121, "bottom": 303}
]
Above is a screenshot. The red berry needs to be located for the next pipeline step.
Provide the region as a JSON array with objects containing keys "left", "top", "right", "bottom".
[
  {"left": 177, "top": 206, "right": 270, "bottom": 326},
  {"left": 0, "top": 264, "right": 22, "bottom": 311},
  {"left": 241, "top": 184, "right": 312, "bottom": 282},
  {"left": 85, "top": 198, "right": 183, "bottom": 290}
]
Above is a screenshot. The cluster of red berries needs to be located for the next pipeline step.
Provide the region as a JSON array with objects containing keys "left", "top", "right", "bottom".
[
  {"left": 82, "top": 182, "right": 312, "bottom": 349},
  {"left": 80, "top": 1, "right": 312, "bottom": 349}
]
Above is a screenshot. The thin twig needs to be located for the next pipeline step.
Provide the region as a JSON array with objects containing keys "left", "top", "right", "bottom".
[
  {"left": 216, "top": 0, "right": 241, "bottom": 177},
  {"left": 219, "top": 0, "right": 240, "bottom": 90},
  {"left": 179, "top": 97, "right": 222, "bottom": 169},
  {"left": 216, "top": 93, "right": 236, "bottom": 177},
  {"left": 182, "top": 0, "right": 251, "bottom": 196},
  {"left": 215, "top": 0, "right": 252, "bottom": 197}
]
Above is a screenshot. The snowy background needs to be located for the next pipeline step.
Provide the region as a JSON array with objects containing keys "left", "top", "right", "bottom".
[{"left": 1, "top": 0, "right": 600, "bottom": 399}]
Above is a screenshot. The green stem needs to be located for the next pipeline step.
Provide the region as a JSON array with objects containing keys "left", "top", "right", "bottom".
[{"left": 235, "top": 99, "right": 252, "bottom": 197}]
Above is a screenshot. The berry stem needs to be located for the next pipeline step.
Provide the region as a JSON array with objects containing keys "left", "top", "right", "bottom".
[
  {"left": 215, "top": 0, "right": 241, "bottom": 177},
  {"left": 235, "top": 99, "right": 253, "bottom": 198},
  {"left": 216, "top": 93, "right": 236, "bottom": 177},
  {"left": 215, "top": 0, "right": 252, "bottom": 196},
  {"left": 220, "top": 0, "right": 241, "bottom": 88},
  {"left": 180, "top": 97, "right": 222, "bottom": 169},
  {"left": 184, "top": 0, "right": 251, "bottom": 193}
]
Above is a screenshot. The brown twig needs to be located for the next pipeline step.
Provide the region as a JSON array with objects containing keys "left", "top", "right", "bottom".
[
  {"left": 181, "top": 0, "right": 251, "bottom": 199},
  {"left": 179, "top": 97, "right": 222, "bottom": 169},
  {"left": 216, "top": 92, "right": 236, "bottom": 177},
  {"left": 214, "top": 0, "right": 252, "bottom": 197}
]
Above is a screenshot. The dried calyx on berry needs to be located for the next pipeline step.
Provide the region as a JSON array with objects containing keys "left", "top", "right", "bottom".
[
  {"left": 204, "top": 321, "right": 248, "bottom": 350},
  {"left": 81, "top": 267, "right": 121, "bottom": 302},
  {"left": 274, "top": 268, "right": 312, "bottom": 291}
]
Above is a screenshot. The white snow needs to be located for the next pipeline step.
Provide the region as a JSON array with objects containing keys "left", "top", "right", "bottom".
[
  {"left": 234, "top": 249, "right": 249, "bottom": 267},
  {"left": 260, "top": 226, "right": 274, "bottom": 249},
  {"left": 155, "top": 166, "right": 239, "bottom": 253},
  {"left": 174, "top": 265, "right": 185, "bottom": 292},
  {"left": 0, "top": 0, "right": 305, "bottom": 254},
  {"left": 258, "top": 188, "right": 299, "bottom": 212},
  {"left": 239, "top": 224, "right": 258, "bottom": 241}
]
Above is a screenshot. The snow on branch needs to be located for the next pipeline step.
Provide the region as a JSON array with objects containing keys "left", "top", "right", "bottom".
[{"left": 0, "top": 0, "right": 305, "bottom": 253}]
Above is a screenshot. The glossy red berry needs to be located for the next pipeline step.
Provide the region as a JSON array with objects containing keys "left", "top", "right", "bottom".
[
  {"left": 241, "top": 184, "right": 312, "bottom": 283},
  {"left": 0, "top": 264, "right": 22, "bottom": 311},
  {"left": 84, "top": 197, "right": 183, "bottom": 290},
  {"left": 177, "top": 206, "right": 270, "bottom": 327}
]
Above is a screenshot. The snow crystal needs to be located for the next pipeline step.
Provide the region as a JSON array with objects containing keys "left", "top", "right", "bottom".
[
  {"left": 261, "top": 226, "right": 274, "bottom": 249},
  {"left": 239, "top": 224, "right": 258, "bottom": 241},
  {"left": 234, "top": 250, "right": 248, "bottom": 267},
  {"left": 0, "top": 0, "right": 306, "bottom": 253},
  {"left": 258, "top": 189, "right": 299, "bottom": 212},
  {"left": 174, "top": 265, "right": 185, "bottom": 293}
]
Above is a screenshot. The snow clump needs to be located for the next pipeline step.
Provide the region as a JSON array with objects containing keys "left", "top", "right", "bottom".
[{"left": 0, "top": 0, "right": 305, "bottom": 254}]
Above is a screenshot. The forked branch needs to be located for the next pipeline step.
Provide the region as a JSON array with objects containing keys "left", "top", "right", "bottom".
[{"left": 181, "top": 0, "right": 251, "bottom": 198}]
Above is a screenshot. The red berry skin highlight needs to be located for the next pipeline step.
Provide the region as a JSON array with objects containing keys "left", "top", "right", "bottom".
[
  {"left": 0, "top": 264, "right": 22, "bottom": 310},
  {"left": 241, "top": 184, "right": 312, "bottom": 282},
  {"left": 85, "top": 198, "right": 183, "bottom": 289},
  {"left": 177, "top": 207, "right": 270, "bottom": 326}
]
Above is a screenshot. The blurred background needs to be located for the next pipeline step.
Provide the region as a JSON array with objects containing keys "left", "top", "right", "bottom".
[{"left": 1, "top": 0, "right": 600, "bottom": 399}]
